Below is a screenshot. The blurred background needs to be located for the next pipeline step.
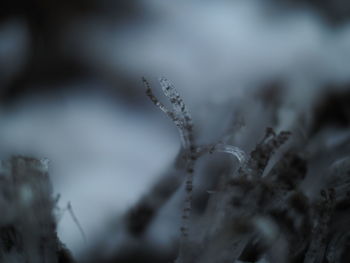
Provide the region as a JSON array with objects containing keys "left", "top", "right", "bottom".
[{"left": 1, "top": 0, "right": 350, "bottom": 261}]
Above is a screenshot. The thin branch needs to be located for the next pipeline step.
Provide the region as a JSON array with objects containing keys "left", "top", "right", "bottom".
[
  {"left": 143, "top": 77, "right": 197, "bottom": 262},
  {"left": 67, "top": 202, "right": 87, "bottom": 244}
]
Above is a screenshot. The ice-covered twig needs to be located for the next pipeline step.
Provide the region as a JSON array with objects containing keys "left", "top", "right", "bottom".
[
  {"left": 209, "top": 143, "right": 247, "bottom": 164},
  {"left": 143, "top": 77, "right": 193, "bottom": 149},
  {"left": 159, "top": 78, "right": 193, "bottom": 131},
  {"left": 143, "top": 77, "right": 197, "bottom": 261}
]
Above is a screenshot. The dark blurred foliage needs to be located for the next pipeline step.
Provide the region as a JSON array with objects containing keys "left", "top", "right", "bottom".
[
  {"left": 311, "top": 87, "right": 350, "bottom": 134},
  {"left": 273, "top": 0, "right": 350, "bottom": 25},
  {"left": 0, "top": 157, "right": 76, "bottom": 263},
  {"left": 1, "top": 0, "right": 350, "bottom": 106},
  {"left": 0, "top": 0, "right": 144, "bottom": 106}
]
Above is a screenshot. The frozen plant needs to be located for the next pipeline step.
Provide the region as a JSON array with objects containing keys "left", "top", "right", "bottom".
[{"left": 143, "top": 78, "right": 350, "bottom": 263}]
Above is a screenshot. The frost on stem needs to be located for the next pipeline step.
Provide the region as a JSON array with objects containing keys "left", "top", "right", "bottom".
[
  {"left": 209, "top": 143, "right": 247, "bottom": 164},
  {"left": 143, "top": 77, "right": 194, "bottom": 149},
  {"left": 143, "top": 77, "right": 196, "bottom": 250},
  {"left": 159, "top": 77, "right": 194, "bottom": 149}
]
